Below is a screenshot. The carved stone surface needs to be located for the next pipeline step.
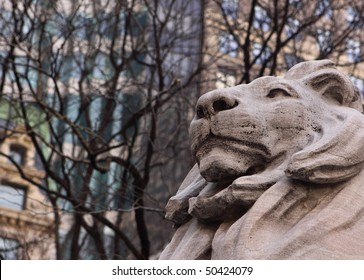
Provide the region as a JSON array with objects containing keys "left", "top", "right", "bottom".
[{"left": 160, "top": 60, "right": 364, "bottom": 259}]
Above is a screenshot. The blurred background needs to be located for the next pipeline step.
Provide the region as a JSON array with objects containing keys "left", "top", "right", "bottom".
[{"left": 0, "top": 0, "right": 363, "bottom": 259}]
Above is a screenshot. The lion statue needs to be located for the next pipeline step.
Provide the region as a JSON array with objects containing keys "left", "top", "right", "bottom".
[{"left": 159, "top": 60, "right": 364, "bottom": 259}]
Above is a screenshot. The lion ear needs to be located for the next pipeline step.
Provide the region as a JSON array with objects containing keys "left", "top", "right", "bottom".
[
  {"left": 304, "top": 69, "right": 362, "bottom": 112},
  {"left": 286, "top": 110, "right": 364, "bottom": 183},
  {"left": 286, "top": 59, "right": 363, "bottom": 112}
]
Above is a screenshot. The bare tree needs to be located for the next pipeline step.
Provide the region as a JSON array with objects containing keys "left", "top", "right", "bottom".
[
  {"left": 0, "top": 0, "right": 363, "bottom": 260},
  {"left": 204, "top": 0, "right": 364, "bottom": 92},
  {"left": 0, "top": 0, "right": 203, "bottom": 259}
]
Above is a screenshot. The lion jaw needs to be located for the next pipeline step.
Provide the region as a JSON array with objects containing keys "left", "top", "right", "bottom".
[{"left": 195, "top": 136, "right": 269, "bottom": 182}]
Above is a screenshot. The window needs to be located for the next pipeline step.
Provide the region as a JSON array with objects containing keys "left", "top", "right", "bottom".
[
  {"left": 11, "top": 56, "right": 38, "bottom": 89},
  {"left": 9, "top": 144, "right": 27, "bottom": 166},
  {"left": 216, "top": 68, "right": 236, "bottom": 89},
  {"left": 92, "top": 52, "right": 114, "bottom": 80},
  {"left": 60, "top": 54, "right": 83, "bottom": 82},
  {"left": 289, "top": 0, "right": 302, "bottom": 8},
  {"left": 74, "top": 14, "right": 96, "bottom": 40},
  {"left": 99, "top": 10, "right": 125, "bottom": 39},
  {"left": 221, "top": 0, "right": 239, "bottom": 19},
  {"left": 130, "top": 10, "right": 148, "bottom": 36},
  {"left": 350, "top": 76, "right": 364, "bottom": 99},
  {"left": 253, "top": 42, "right": 272, "bottom": 64},
  {"left": 0, "top": 183, "right": 26, "bottom": 211},
  {"left": 253, "top": 6, "right": 270, "bottom": 32},
  {"left": 347, "top": 39, "right": 361, "bottom": 63},
  {"left": 347, "top": 6, "right": 360, "bottom": 26},
  {"left": 284, "top": 53, "right": 302, "bottom": 69},
  {"left": 219, "top": 32, "right": 238, "bottom": 57},
  {"left": 315, "top": 0, "right": 332, "bottom": 17},
  {"left": 0, "top": 237, "right": 19, "bottom": 260},
  {"left": 316, "top": 29, "right": 332, "bottom": 50},
  {"left": 286, "top": 18, "right": 301, "bottom": 39},
  {"left": 0, "top": 119, "right": 16, "bottom": 133}
]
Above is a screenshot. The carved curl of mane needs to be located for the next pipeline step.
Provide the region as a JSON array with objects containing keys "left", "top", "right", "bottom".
[{"left": 160, "top": 60, "right": 364, "bottom": 259}]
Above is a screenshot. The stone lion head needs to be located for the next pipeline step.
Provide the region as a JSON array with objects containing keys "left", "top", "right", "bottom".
[{"left": 165, "top": 60, "right": 364, "bottom": 225}]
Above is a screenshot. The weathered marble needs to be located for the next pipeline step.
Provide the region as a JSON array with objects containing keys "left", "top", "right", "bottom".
[{"left": 160, "top": 60, "right": 364, "bottom": 259}]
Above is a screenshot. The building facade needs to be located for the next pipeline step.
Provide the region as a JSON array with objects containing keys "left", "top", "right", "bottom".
[{"left": 0, "top": 114, "right": 54, "bottom": 259}]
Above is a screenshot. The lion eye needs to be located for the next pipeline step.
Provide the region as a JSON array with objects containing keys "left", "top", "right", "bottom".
[{"left": 267, "top": 88, "right": 292, "bottom": 98}]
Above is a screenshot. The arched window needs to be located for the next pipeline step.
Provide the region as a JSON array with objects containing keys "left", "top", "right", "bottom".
[
  {"left": 9, "top": 144, "right": 27, "bottom": 166},
  {"left": 0, "top": 182, "right": 27, "bottom": 211}
]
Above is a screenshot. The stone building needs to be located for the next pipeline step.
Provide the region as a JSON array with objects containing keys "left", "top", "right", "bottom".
[{"left": 0, "top": 119, "right": 54, "bottom": 259}]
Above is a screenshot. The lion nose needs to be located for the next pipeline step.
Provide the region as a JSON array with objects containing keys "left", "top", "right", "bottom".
[{"left": 195, "top": 92, "right": 238, "bottom": 119}]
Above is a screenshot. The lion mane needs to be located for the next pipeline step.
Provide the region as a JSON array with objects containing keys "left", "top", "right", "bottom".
[{"left": 160, "top": 60, "right": 364, "bottom": 259}]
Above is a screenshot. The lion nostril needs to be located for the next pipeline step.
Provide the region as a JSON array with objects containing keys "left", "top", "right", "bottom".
[
  {"left": 213, "top": 100, "right": 228, "bottom": 112},
  {"left": 195, "top": 93, "right": 238, "bottom": 119},
  {"left": 213, "top": 99, "right": 237, "bottom": 113}
]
